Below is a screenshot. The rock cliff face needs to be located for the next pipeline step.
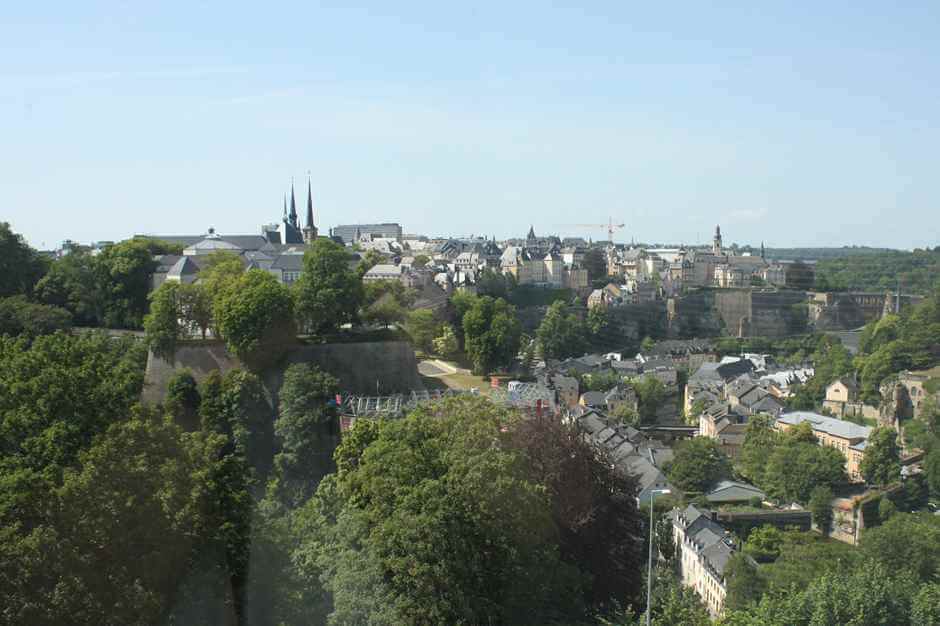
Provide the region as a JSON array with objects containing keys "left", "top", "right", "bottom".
[{"left": 142, "top": 340, "right": 425, "bottom": 405}]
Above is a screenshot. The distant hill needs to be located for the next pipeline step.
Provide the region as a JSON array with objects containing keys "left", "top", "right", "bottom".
[{"left": 764, "top": 246, "right": 901, "bottom": 261}]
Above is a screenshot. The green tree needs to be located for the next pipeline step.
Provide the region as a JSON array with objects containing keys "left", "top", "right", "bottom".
[
  {"left": 536, "top": 301, "right": 587, "bottom": 360},
  {"left": 221, "top": 369, "right": 274, "bottom": 484},
  {"left": 412, "top": 254, "right": 430, "bottom": 268},
  {"left": 808, "top": 485, "right": 834, "bottom": 534},
  {"left": 269, "top": 363, "right": 339, "bottom": 508},
  {"left": 462, "top": 296, "right": 521, "bottom": 374},
  {"left": 296, "top": 238, "right": 363, "bottom": 335},
  {"left": 744, "top": 525, "right": 785, "bottom": 563},
  {"left": 926, "top": 447, "right": 940, "bottom": 498},
  {"left": 587, "top": 305, "right": 609, "bottom": 338},
  {"left": 0, "top": 332, "right": 147, "bottom": 477},
  {"left": 641, "top": 336, "right": 655, "bottom": 352},
  {"left": 634, "top": 376, "right": 667, "bottom": 425},
  {"left": 612, "top": 403, "right": 640, "bottom": 426},
  {"left": 361, "top": 293, "right": 405, "bottom": 328},
  {"left": 299, "top": 397, "right": 587, "bottom": 624},
  {"left": 666, "top": 437, "right": 732, "bottom": 493},
  {"left": 860, "top": 512, "right": 940, "bottom": 584},
  {"left": 912, "top": 584, "right": 940, "bottom": 626},
  {"left": 860, "top": 426, "right": 901, "bottom": 486},
  {"left": 214, "top": 270, "right": 296, "bottom": 369},
  {"left": 722, "top": 563, "right": 916, "bottom": 626},
  {"left": 166, "top": 368, "right": 201, "bottom": 431},
  {"left": 511, "top": 414, "right": 645, "bottom": 608},
  {"left": 94, "top": 238, "right": 168, "bottom": 328},
  {"left": 724, "top": 553, "right": 766, "bottom": 610},
  {"left": 404, "top": 309, "right": 440, "bottom": 353},
  {"left": 432, "top": 324, "right": 459, "bottom": 358},
  {"left": 582, "top": 248, "right": 608, "bottom": 283},
  {"left": 178, "top": 282, "right": 213, "bottom": 339},
  {"left": 0, "top": 222, "right": 48, "bottom": 297},
  {"left": 0, "top": 410, "right": 217, "bottom": 626},
  {"left": 35, "top": 248, "right": 102, "bottom": 325},
  {"left": 199, "top": 250, "right": 246, "bottom": 307},
  {"left": 144, "top": 280, "right": 182, "bottom": 361},
  {"left": 355, "top": 248, "right": 385, "bottom": 278},
  {"left": 0, "top": 295, "right": 71, "bottom": 338},
  {"left": 762, "top": 437, "right": 846, "bottom": 504}
]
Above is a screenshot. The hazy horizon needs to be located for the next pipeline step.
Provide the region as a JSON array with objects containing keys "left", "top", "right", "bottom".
[{"left": 3, "top": 2, "right": 939, "bottom": 250}]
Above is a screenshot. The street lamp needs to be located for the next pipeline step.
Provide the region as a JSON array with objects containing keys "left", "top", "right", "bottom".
[{"left": 646, "top": 488, "right": 671, "bottom": 626}]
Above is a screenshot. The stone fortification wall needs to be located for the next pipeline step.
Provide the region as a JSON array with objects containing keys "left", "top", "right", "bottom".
[
  {"left": 142, "top": 340, "right": 424, "bottom": 405},
  {"left": 713, "top": 290, "right": 752, "bottom": 337}
]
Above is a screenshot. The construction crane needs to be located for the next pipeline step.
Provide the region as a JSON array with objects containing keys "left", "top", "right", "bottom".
[{"left": 567, "top": 217, "right": 626, "bottom": 242}]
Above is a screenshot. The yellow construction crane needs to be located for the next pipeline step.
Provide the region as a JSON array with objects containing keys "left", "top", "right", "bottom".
[{"left": 567, "top": 217, "right": 625, "bottom": 242}]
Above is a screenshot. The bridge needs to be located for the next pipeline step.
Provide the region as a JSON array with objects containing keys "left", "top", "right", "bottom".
[
  {"left": 338, "top": 384, "right": 557, "bottom": 426},
  {"left": 340, "top": 388, "right": 474, "bottom": 417}
]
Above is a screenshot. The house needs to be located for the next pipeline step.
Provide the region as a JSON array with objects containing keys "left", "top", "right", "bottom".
[
  {"left": 362, "top": 264, "right": 406, "bottom": 282},
  {"left": 823, "top": 377, "right": 860, "bottom": 416},
  {"left": 775, "top": 412, "right": 872, "bottom": 482},
  {"left": 269, "top": 253, "right": 304, "bottom": 285},
  {"left": 549, "top": 374, "right": 580, "bottom": 408},
  {"left": 605, "top": 385, "right": 638, "bottom": 415},
  {"left": 575, "top": 411, "right": 676, "bottom": 505},
  {"left": 671, "top": 504, "right": 735, "bottom": 617},
  {"left": 699, "top": 403, "right": 749, "bottom": 459},
  {"left": 705, "top": 480, "right": 766, "bottom": 505},
  {"left": 579, "top": 391, "right": 608, "bottom": 410}
]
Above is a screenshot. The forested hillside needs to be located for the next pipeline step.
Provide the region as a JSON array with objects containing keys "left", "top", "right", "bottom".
[{"left": 813, "top": 247, "right": 940, "bottom": 294}]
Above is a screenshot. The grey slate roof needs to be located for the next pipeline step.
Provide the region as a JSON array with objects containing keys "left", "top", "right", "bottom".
[
  {"left": 271, "top": 254, "right": 304, "bottom": 271},
  {"left": 778, "top": 411, "right": 871, "bottom": 441},
  {"left": 705, "top": 480, "right": 766, "bottom": 503}
]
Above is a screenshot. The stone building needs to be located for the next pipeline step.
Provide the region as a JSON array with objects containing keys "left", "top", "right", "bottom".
[
  {"left": 671, "top": 505, "right": 735, "bottom": 618},
  {"left": 775, "top": 412, "right": 871, "bottom": 482}
]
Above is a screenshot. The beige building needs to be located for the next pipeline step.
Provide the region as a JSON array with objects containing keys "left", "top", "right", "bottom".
[
  {"left": 775, "top": 412, "right": 871, "bottom": 482},
  {"left": 500, "top": 246, "right": 588, "bottom": 291},
  {"left": 671, "top": 505, "right": 734, "bottom": 618}
]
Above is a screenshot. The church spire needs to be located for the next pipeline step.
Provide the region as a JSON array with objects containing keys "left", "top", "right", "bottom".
[
  {"left": 289, "top": 179, "right": 298, "bottom": 228},
  {"left": 283, "top": 193, "right": 288, "bottom": 221},
  {"left": 305, "top": 175, "right": 315, "bottom": 229},
  {"left": 303, "top": 173, "right": 318, "bottom": 243}
]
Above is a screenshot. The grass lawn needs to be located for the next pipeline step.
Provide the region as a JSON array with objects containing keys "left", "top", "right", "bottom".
[{"left": 439, "top": 371, "right": 493, "bottom": 395}]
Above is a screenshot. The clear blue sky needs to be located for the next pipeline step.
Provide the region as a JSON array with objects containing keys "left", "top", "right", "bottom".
[{"left": 3, "top": 2, "right": 939, "bottom": 250}]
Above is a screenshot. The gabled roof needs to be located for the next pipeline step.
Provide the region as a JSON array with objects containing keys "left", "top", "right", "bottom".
[
  {"left": 777, "top": 411, "right": 871, "bottom": 441},
  {"left": 580, "top": 391, "right": 607, "bottom": 407},
  {"left": 705, "top": 480, "right": 766, "bottom": 503},
  {"left": 271, "top": 254, "right": 304, "bottom": 271}
]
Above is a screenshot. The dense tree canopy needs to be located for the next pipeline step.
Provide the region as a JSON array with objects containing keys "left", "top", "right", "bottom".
[
  {"left": 666, "top": 437, "right": 732, "bottom": 494},
  {"left": 859, "top": 426, "right": 901, "bottom": 486},
  {"left": 214, "top": 270, "right": 296, "bottom": 369},
  {"left": 268, "top": 363, "right": 339, "bottom": 508},
  {"left": 0, "top": 222, "right": 48, "bottom": 297},
  {"left": 814, "top": 247, "right": 940, "bottom": 295},
  {"left": 462, "top": 295, "right": 522, "bottom": 374},
  {"left": 537, "top": 301, "right": 588, "bottom": 360},
  {"left": 35, "top": 237, "right": 179, "bottom": 329},
  {"left": 296, "top": 396, "right": 646, "bottom": 624},
  {"left": 296, "top": 239, "right": 363, "bottom": 335},
  {"left": 0, "top": 296, "right": 71, "bottom": 338}
]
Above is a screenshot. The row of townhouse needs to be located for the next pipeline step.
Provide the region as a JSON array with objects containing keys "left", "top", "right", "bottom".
[{"left": 670, "top": 504, "right": 735, "bottom": 618}]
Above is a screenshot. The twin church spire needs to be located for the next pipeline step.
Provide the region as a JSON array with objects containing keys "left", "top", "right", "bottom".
[{"left": 283, "top": 176, "right": 318, "bottom": 243}]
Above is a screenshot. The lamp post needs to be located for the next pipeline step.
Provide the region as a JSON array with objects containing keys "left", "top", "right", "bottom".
[{"left": 646, "top": 488, "right": 671, "bottom": 626}]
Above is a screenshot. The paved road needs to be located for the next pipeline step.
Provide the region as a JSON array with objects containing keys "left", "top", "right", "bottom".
[{"left": 418, "top": 360, "right": 449, "bottom": 377}]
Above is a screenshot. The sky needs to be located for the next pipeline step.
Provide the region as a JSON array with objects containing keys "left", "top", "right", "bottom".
[{"left": 2, "top": 2, "right": 939, "bottom": 250}]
